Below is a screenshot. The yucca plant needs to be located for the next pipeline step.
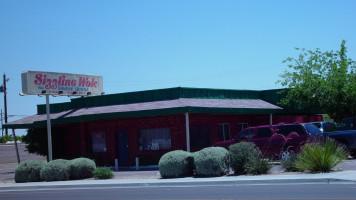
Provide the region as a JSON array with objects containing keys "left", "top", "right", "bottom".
[{"left": 295, "top": 138, "right": 348, "bottom": 173}]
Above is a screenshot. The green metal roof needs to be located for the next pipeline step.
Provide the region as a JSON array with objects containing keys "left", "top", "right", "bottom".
[
  {"left": 4, "top": 87, "right": 323, "bottom": 129},
  {"left": 37, "top": 87, "right": 265, "bottom": 114},
  {"left": 37, "top": 87, "right": 320, "bottom": 115}
]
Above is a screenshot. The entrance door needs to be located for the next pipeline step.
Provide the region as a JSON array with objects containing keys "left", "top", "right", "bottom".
[{"left": 116, "top": 130, "right": 129, "bottom": 166}]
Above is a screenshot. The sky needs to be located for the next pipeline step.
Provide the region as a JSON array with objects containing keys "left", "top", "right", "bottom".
[{"left": 1, "top": 0, "right": 356, "bottom": 135}]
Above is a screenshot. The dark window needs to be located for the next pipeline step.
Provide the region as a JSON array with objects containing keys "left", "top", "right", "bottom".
[
  {"left": 338, "top": 118, "right": 355, "bottom": 130},
  {"left": 275, "top": 125, "right": 306, "bottom": 136},
  {"left": 236, "top": 128, "right": 255, "bottom": 140},
  {"left": 323, "top": 122, "right": 337, "bottom": 132},
  {"left": 237, "top": 123, "right": 249, "bottom": 134},
  {"left": 139, "top": 128, "right": 171, "bottom": 151},
  {"left": 91, "top": 132, "right": 106, "bottom": 152},
  {"left": 218, "top": 124, "right": 231, "bottom": 141},
  {"left": 312, "top": 122, "right": 321, "bottom": 129},
  {"left": 256, "top": 127, "right": 273, "bottom": 139},
  {"left": 190, "top": 126, "right": 211, "bottom": 148},
  {"left": 303, "top": 124, "right": 322, "bottom": 135}
]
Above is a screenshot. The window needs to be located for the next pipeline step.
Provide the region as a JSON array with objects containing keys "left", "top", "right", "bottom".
[
  {"left": 312, "top": 122, "right": 322, "bottom": 129},
  {"left": 190, "top": 126, "right": 211, "bottom": 148},
  {"left": 237, "top": 123, "right": 249, "bottom": 134},
  {"left": 236, "top": 128, "right": 255, "bottom": 140},
  {"left": 303, "top": 124, "right": 322, "bottom": 135},
  {"left": 256, "top": 127, "right": 273, "bottom": 139},
  {"left": 322, "top": 122, "right": 337, "bottom": 132},
  {"left": 338, "top": 118, "right": 354, "bottom": 130},
  {"left": 91, "top": 132, "right": 106, "bottom": 152},
  {"left": 139, "top": 128, "right": 171, "bottom": 151},
  {"left": 275, "top": 125, "right": 306, "bottom": 136},
  {"left": 218, "top": 124, "right": 231, "bottom": 141}
]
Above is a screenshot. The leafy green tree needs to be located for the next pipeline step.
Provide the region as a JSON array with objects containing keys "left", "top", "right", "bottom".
[
  {"left": 22, "top": 128, "right": 48, "bottom": 157},
  {"left": 278, "top": 40, "right": 356, "bottom": 122}
]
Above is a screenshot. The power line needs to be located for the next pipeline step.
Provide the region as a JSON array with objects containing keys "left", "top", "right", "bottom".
[
  {"left": 0, "top": 113, "right": 30, "bottom": 117},
  {"left": 106, "top": 63, "right": 284, "bottom": 86}
]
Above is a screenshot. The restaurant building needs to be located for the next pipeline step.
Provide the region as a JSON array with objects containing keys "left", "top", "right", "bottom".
[{"left": 4, "top": 87, "right": 323, "bottom": 166}]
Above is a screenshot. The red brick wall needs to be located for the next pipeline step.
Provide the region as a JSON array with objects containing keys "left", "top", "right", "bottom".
[
  {"left": 52, "top": 113, "right": 323, "bottom": 166},
  {"left": 73, "top": 114, "right": 187, "bottom": 166}
]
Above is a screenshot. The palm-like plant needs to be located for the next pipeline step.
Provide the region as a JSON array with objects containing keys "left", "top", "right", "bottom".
[{"left": 295, "top": 139, "right": 348, "bottom": 173}]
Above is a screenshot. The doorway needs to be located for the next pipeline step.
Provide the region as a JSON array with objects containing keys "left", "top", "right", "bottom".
[{"left": 116, "top": 130, "right": 129, "bottom": 166}]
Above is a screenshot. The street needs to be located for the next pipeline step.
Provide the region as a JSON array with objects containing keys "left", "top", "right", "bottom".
[{"left": 1, "top": 183, "right": 356, "bottom": 200}]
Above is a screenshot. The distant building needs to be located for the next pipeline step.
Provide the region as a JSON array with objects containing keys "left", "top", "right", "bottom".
[{"left": 4, "top": 87, "right": 323, "bottom": 166}]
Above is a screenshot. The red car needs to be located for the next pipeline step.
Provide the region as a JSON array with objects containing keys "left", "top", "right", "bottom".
[{"left": 213, "top": 123, "right": 323, "bottom": 160}]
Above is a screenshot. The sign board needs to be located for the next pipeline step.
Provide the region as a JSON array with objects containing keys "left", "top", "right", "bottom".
[{"left": 21, "top": 71, "right": 103, "bottom": 96}]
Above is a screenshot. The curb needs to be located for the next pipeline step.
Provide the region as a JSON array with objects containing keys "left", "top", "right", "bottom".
[{"left": 1, "top": 177, "right": 355, "bottom": 192}]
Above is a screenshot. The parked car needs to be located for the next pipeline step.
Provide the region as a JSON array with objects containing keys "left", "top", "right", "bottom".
[
  {"left": 325, "top": 117, "right": 356, "bottom": 157},
  {"left": 213, "top": 123, "right": 323, "bottom": 160},
  {"left": 337, "top": 117, "right": 356, "bottom": 130},
  {"left": 311, "top": 121, "right": 337, "bottom": 133}
]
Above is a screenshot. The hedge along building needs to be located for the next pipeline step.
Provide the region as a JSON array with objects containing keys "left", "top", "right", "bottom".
[{"left": 3, "top": 87, "right": 323, "bottom": 166}]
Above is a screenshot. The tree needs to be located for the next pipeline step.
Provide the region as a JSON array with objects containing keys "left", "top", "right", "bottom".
[
  {"left": 278, "top": 40, "right": 356, "bottom": 122},
  {"left": 22, "top": 128, "right": 48, "bottom": 157}
]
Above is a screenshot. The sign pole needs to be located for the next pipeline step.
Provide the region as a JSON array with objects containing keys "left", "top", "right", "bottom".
[
  {"left": 185, "top": 112, "right": 190, "bottom": 152},
  {"left": 12, "top": 129, "right": 20, "bottom": 164},
  {"left": 46, "top": 94, "right": 53, "bottom": 161}
]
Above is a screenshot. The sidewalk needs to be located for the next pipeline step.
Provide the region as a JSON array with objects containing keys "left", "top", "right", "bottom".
[{"left": 1, "top": 170, "right": 356, "bottom": 192}]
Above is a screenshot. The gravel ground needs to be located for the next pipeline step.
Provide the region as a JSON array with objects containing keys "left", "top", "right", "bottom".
[{"left": 1, "top": 144, "right": 355, "bottom": 183}]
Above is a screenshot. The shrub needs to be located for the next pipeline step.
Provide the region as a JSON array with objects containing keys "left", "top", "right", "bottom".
[
  {"left": 194, "top": 147, "right": 230, "bottom": 177},
  {"left": 159, "top": 150, "right": 194, "bottom": 178},
  {"left": 281, "top": 154, "right": 300, "bottom": 172},
  {"left": 70, "top": 158, "right": 96, "bottom": 180},
  {"left": 0, "top": 135, "right": 13, "bottom": 143},
  {"left": 229, "top": 142, "right": 262, "bottom": 175},
  {"left": 14, "top": 160, "right": 46, "bottom": 183},
  {"left": 295, "top": 139, "right": 348, "bottom": 173},
  {"left": 246, "top": 159, "right": 271, "bottom": 175},
  {"left": 93, "top": 167, "right": 114, "bottom": 179},
  {"left": 40, "top": 159, "right": 71, "bottom": 182}
]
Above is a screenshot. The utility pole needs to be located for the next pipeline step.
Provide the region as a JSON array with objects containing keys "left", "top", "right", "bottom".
[
  {"left": 0, "top": 109, "right": 3, "bottom": 137},
  {"left": 3, "top": 74, "right": 8, "bottom": 136}
]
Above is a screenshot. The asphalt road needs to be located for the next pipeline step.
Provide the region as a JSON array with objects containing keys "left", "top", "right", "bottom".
[{"left": 1, "top": 183, "right": 356, "bottom": 200}]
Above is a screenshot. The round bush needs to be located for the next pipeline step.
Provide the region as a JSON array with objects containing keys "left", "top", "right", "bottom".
[
  {"left": 40, "top": 159, "right": 71, "bottom": 182},
  {"left": 159, "top": 150, "right": 194, "bottom": 178},
  {"left": 70, "top": 158, "right": 96, "bottom": 180},
  {"left": 229, "top": 142, "right": 262, "bottom": 175},
  {"left": 93, "top": 167, "right": 114, "bottom": 179},
  {"left": 14, "top": 160, "right": 46, "bottom": 183},
  {"left": 194, "top": 147, "right": 230, "bottom": 177}
]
